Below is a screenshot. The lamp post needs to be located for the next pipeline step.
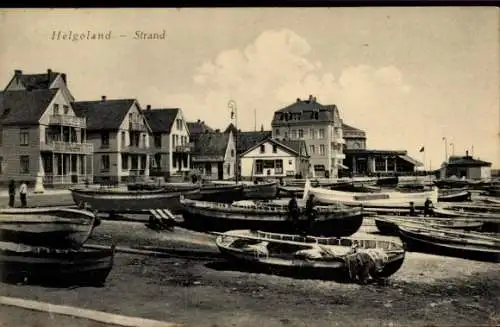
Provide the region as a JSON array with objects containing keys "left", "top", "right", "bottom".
[
  {"left": 228, "top": 100, "right": 239, "bottom": 184},
  {"left": 442, "top": 137, "right": 448, "bottom": 162}
]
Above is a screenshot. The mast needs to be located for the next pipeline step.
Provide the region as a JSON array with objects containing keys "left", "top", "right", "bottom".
[{"left": 228, "top": 100, "right": 239, "bottom": 184}]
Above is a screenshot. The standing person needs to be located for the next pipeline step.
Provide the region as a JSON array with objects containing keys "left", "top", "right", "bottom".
[
  {"left": 409, "top": 202, "right": 416, "bottom": 217},
  {"left": 287, "top": 193, "right": 300, "bottom": 233},
  {"left": 8, "top": 180, "right": 15, "bottom": 207},
  {"left": 303, "top": 194, "right": 317, "bottom": 235},
  {"left": 423, "top": 198, "right": 434, "bottom": 217},
  {"left": 19, "top": 181, "right": 28, "bottom": 208}
]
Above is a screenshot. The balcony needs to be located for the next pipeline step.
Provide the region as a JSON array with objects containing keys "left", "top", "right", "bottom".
[
  {"left": 40, "top": 141, "right": 93, "bottom": 154},
  {"left": 122, "top": 145, "right": 153, "bottom": 154},
  {"left": 43, "top": 174, "right": 90, "bottom": 185},
  {"left": 49, "top": 115, "right": 86, "bottom": 128},
  {"left": 129, "top": 121, "right": 146, "bottom": 131},
  {"left": 175, "top": 143, "right": 193, "bottom": 153}
]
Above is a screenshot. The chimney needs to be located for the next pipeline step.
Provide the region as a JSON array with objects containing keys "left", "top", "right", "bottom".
[
  {"left": 146, "top": 105, "right": 151, "bottom": 110},
  {"left": 465, "top": 150, "right": 469, "bottom": 157},
  {"left": 296, "top": 98, "right": 301, "bottom": 102},
  {"left": 14, "top": 70, "right": 22, "bottom": 82},
  {"left": 101, "top": 95, "right": 106, "bottom": 102},
  {"left": 197, "top": 119, "right": 201, "bottom": 123},
  {"left": 313, "top": 97, "right": 317, "bottom": 103},
  {"left": 215, "top": 129, "right": 220, "bottom": 133},
  {"left": 260, "top": 124, "right": 264, "bottom": 132},
  {"left": 61, "top": 73, "right": 67, "bottom": 84},
  {"left": 308, "top": 94, "right": 313, "bottom": 102},
  {"left": 47, "top": 69, "right": 52, "bottom": 80}
]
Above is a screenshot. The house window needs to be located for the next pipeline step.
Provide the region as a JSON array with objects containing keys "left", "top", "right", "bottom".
[
  {"left": 260, "top": 145, "right": 265, "bottom": 153},
  {"left": 272, "top": 144, "right": 277, "bottom": 153},
  {"left": 154, "top": 134, "right": 162, "bottom": 148},
  {"left": 319, "top": 129, "right": 325, "bottom": 139},
  {"left": 153, "top": 153, "right": 161, "bottom": 169},
  {"left": 319, "top": 144, "right": 325, "bottom": 156},
  {"left": 142, "top": 134, "right": 146, "bottom": 148},
  {"left": 275, "top": 159, "right": 283, "bottom": 174},
  {"left": 172, "top": 135, "right": 177, "bottom": 147},
  {"left": 20, "top": 156, "right": 29, "bottom": 174},
  {"left": 53, "top": 104, "right": 59, "bottom": 115},
  {"left": 0, "top": 156, "right": 3, "bottom": 174},
  {"left": 227, "top": 164, "right": 230, "bottom": 175},
  {"left": 298, "top": 129, "right": 304, "bottom": 139},
  {"left": 255, "top": 160, "right": 263, "bottom": 174},
  {"left": 121, "top": 153, "right": 129, "bottom": 170},
  {"left": 101, "top": 155, "right": 110, "bottom": 171},
  {"left": 205, "top": 163, "right": 212, "bottom": 174},
  {"left": 19, "top": 129, "right": 29, "bottom": 146},
  {"left": 231, "top": 149, "right": 235, "bottom": 157},
  {"left": 63, "top": 105, "right": 69, "bottom": 115},
  {"left": 288, "top": 159, "right": 293, "bottom": 165},
  {"left": 121, "top": 131, "right": 126, "bottom": 147},
  {"left": 101, "top": 132, "right": 109, "bottom": 148},
  {"left": 275, "top": 129, "right": 280, "bottom": 136},
  {"left": 310, "top": 128, "right": 316, "bottom": 140},
  {"left": 309, "top": 145, "right": 315, "bottom": 155},
  {"left": 375, "top": 158, "right": 386, "bottom": 171}
]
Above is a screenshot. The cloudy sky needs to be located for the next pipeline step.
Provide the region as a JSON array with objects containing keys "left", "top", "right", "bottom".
[{"left": 0, "top": 8, "right": 498, "bottom": 169}]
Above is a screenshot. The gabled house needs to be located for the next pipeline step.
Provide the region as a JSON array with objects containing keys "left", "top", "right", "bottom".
[
  {"left": 440, "top": 151, "right": 492, "bottom": 180},
  {"left": 4, "top": 69, "right": 75, "bottom": 103},
  {"left": 191, "top": 131, "right": 236, "bottom": 180},
  {"left": 187, "top": 120, "right": 214, "bottom": 142},
  {"left": 72, "top": 96, "right": 153, "bottom": 185},
  {"left": 0, "top": 88, "right": 93, "bottom": 187},
  {"left": 143, "top": 106, "right": 191, "bottom": 179},
  {"left": 239, "top": 137, "right": 310, "bottom": 179},
  {"left": 223, "top": 123, "right": 272, "bottom": 154}
]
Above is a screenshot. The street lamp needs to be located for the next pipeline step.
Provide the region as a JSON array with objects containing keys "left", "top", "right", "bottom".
[{"left": 228, "top": 100, "right": 239, "bottom": 184}]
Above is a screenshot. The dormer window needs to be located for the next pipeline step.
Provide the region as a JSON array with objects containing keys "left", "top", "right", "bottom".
[
  {"left": 272, "top": 144, "right": 277, "bottom": 153},
  {"left": 63, "top": 105, "right": 69, "bottom": 115},
  {"left": 53, "top": 104, "right": 59, "bottom": 115}
]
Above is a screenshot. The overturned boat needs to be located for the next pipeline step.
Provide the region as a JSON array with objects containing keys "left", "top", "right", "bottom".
[
  {"left": 69, "top": 184, "right": 200, "bottom": 213},
  {"left": 215, "top": 229, "right": 406, "bottom": 281},
  {"left": 0, "top": 241, "right": 115, "bottom": 286},
  {"left": 398, "top": 225, "right": 500, "bottom": 263},
  {"left": 304, "top": 179, "right": 439, "bottom": 208},
  {"left": 179, "top": 198, "right": 364, "bottom": 237},
  {"left": 0, "top": 208, "right": 99, "bottom": 249}
]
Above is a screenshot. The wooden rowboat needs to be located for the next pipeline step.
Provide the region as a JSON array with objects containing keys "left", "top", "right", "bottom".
[
  {"left": 69, "top": 185, "right": 200, "bottom": 213},
  {"left": 304, "top": 179, "right": 439, "bottom": 207},
  {"left": 0, "top": 242, "right": 115, "bottom": 286},
  {"left": 207, "top": 180, "right": 278, "bottom": 200},
  {"left": 438, "top": 189, "right": 471, "bottom": 202},
  {"left": 215, "top": 229, "right": 405, "bottom": 282},
  {"left": 374, "top": 216, "right": 484, "bottom": 236},
  {"left": 0, "top": 208, "right": 99, "bottom": 249},
  {"left": 180, "top": 198, "right": 364, "bottom": 237},
  {"left": 398, "top": 225, "right": 500, "bottom": 263}
]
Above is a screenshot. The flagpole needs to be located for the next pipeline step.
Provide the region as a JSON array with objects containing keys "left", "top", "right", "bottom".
[
  {"left": 442, "top": 137, "right": 448, "bottom": 162},
  {"left": 228, "top": 100, "right": 239, "bottom": 184}
]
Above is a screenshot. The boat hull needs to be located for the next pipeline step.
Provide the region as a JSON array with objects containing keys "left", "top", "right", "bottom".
[
  {"left": 180, "top": 201, "right": 364, "bottom": 237},
  {"left": 0, "top": 208, "right": 97, "bottom": 249},
  {"left": 374, "top": 217, "right": 483, "bottom": 236},
  {"left": 399, "top": 228, "right": 500, "bottom": 263},
  {"left": 0, "top": 243, "right": 114, "bottom": 286},
  {"left": 70, "top": 187, "right": 200, "bottom": 213},
  {"left": 438, "top": 190, "right": 471, "bottom": 202},
  {"left": 242, "top": 182, "right": 279, "bottom": 200}
]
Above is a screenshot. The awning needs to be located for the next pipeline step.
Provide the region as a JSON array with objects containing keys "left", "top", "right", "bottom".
[
  {"left": 398, "top": 155, "right": 423, "bottom": 167},
  {"left": 338, "top": 164, "right": 349, "bottom": 169}
]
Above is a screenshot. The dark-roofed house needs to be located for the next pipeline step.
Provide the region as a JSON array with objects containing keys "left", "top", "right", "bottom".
[
  {"left": 271, "top": 95, "right": 345, "bottom": 178},
  {"left": 0, "top": 88, "right": 93, "bottom": 188},
  {"left": 440, "top": 151, "right": 492, "bottom": 180},
  {"left": 191, "top": 130, "right": 236, "bottom": 180},
  {"left": 72, "top": 96, "right": 153, "bottom": 185},
  {"left": 343, "top": 149, "right": 422, "bottom": 176},
  {"left": 239, "top": 137, "right": 309, "bottom": 179},
  {"left": 143, "top": 106, "right": 191, "bottom": 180},
  {"left": 223, "top": 123, "right": 272, "bottom": 154},
  {"left": 4, "top": 69, "right": 75, "bottom": 103},
  {"left": 187, "top": 120, "right": 214, "bottom": 141}
]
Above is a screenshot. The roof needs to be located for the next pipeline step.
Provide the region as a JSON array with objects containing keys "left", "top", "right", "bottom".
[
  {"left": 447, "top": 155, "right": 491, "bottom": 167},
  {"left": 6, "top": 70, "right": 61, "bottom": 91},
  {"left": 271, "top": 97, "right": 339, "bottom": 124},
  {"left": 191, "top": 132, "right": 230, "bottom": 162},
  {"left": 143, "top": 108, "right": 179, "bottom": 133},
  {"left": 345, "top": 149, "right": 407, "bottom": 156},
  {"left": 0, "top": 89, "right": 58, "bottom": 125},
  {"left": 224, "top": 123, "right": 238, "bottom": 134},
  {"left": 187, "top": 120, "right": 214, "bottom": 136},
  {"left": 72, "top": 99, "right": 136, "bottom": 131},
  {"left": 236, "top": 131, "right": 272, "bottom": 153},
  {"left": 240, "top": 137, "right": 308, "bottom": 157},
  {"left": 342, "top": 123, "right": 366, "bottom": 136},
  {"left": 398, "top": 155, "right": 423, "bottom": 167}
]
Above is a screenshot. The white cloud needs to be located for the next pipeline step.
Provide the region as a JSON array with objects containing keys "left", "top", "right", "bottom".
[{"left": 168, "top": 28, "right": 412, "bottom": 135}]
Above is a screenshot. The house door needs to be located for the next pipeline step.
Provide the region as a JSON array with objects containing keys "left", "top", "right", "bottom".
[{"left": 217, "top": 163, "right": 223, "bottom": 180}]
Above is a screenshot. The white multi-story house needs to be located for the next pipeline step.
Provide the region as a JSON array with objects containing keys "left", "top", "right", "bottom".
[
  {"left": 143, "top": 106, "right": 191, "bottom": 179},
  {"left": 271, "top": 95, "right": 346, "bottom": 178}
]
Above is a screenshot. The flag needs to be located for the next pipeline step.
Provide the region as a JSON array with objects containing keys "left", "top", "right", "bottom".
[{"left": 419, "top": 146, "right": 425, "bottom": 152}]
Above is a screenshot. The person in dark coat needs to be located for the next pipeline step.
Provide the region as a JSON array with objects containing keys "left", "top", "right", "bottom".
[
  {"left": 8, "top": 180, "right": 15, "bottom": 207},
  {"left": 303, "top": 194, "right": 317, "bottom": 235},
  {"left": 287, "top": 193, "right": 300, "bottom": 233},
  {"left": 424, "top": 198, "right": 434, "bottom": 217},
  {"left": 409, "top": 202, "right": 416, "bottom": 217}
]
